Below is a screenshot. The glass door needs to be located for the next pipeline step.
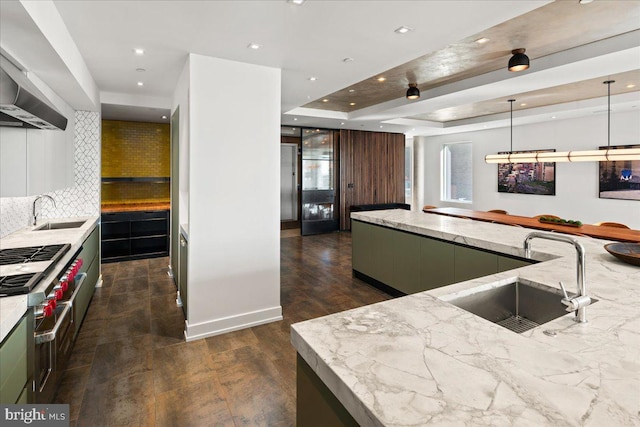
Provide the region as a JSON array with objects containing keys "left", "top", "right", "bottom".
[{"left": 301, "top": 129, "right": 338, "bottom": 235}]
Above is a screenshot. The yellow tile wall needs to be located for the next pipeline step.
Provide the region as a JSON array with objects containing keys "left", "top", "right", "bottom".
[
  {"left": 101, "top": 182, "right": 170, "bottom": 204},
  {"left": 101, "top": 120, "right": 170, "bottom": 204},
  {"left": 102, "top": 120, "right": 170, "bottom": 177}
]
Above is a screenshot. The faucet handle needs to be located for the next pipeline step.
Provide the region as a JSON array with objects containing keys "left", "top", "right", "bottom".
[{"left": 558, "top": 281, "right": 570, "bottom": 299}]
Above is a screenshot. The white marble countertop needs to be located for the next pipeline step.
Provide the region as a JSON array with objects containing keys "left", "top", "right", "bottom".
[
  {"left": 291, "top": 210, "right": 640, "bottom": 426},
  {"left": 0, "top": 216, "right": 99, "bottom": 343}
]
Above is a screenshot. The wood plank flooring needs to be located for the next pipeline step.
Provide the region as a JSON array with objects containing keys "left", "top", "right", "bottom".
[{"left": 54, "top": 231, "right": 391, "bottom": 426}]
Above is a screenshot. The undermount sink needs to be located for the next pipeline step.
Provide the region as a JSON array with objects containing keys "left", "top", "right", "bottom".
[
  {"left": 34, "top": 220, "right": 86, "bottom": 231},
  {"left": 441, "top": 279, "right": 595, "bottom": 333}
]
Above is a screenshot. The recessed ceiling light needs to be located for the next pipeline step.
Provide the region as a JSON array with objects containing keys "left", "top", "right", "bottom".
[
  {"left": 292, "top": 127, "right": 296, "bottom": 130},
  {"left": 627, "top": 84, "right": 636, "bottom": 89},
  {"left": 348, "top": 89, "right": 355, "bottom": 93},
  {"left": 520, "top": 103, "right": 527, "bottom": 106},
  {"left": 134, "top": 48, "right": 144, "bottom": 55},
  {"left": 322, "top": 99, "right": 329, "bottom": 103},
  {"left": 161, "top": 115, "right": 167, "bottom": 120},
  {"left": 349, "top": 102, "right": 356, "bottom": 106},
  {"left": 579, "top": 0, "right": 593, "bottom": 4},
  {"left": 247, "top": 43, "right": 262, "bottom": 50},
  {"left": 379, "top": 125, "right": 384, "bottom": 128},
  {"left": 394, "top": 26, "right": 413, "bottom": 34},
  {"left": 293, "top": 117, "right": 298, "bottom": 121},
  {"left": 288, "top": 0, "right": 305, "bottom": 4},
  {"left": 137, "top": 81, "right": 144, "bottom": 86},
  {"left": 551, "top": 116, "right": 557, "bottom": 119},
  {"left": 343, "top": 57, "right": 354, "bottom": 63},
  {"left": 377, "top": 77, "right": 386, "bottom": 82},
  {"left": 308, "top": 77, "right": 318, "bottom": 81},
  {"left": 475, "top": 37, "right": 490, "bottom": 44},
  {"left": 136, "top": 68, "right": 146, "bottom": 72},
  {"left": 341, "top": 122, "right": 345, "bottom": 125}
]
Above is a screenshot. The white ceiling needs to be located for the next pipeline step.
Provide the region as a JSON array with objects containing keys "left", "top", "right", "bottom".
[{"left": 1, "top": 1, "right": 638, "bottom": 136}]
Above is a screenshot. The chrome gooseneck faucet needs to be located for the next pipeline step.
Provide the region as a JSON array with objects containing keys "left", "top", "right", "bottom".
[
  {"left": 524, "top": 231, "right": 591, "bottom": 323},
  {"left": 32, "top": 194, "right": 56, "bottom": 226}
]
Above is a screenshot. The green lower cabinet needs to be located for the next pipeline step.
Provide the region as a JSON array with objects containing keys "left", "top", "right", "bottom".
[
  {"left": 454, "top": 246, "right": 498, "bottom": 282},
  {"left": 498, "top": 255, "right": 532, "bottom": 272},
  {"left": 390, "top": 230, "right": 422, "bottom": 294},
  {"left": 352, "top": 220, "right": 534, "bottom": 296},
  {"left": 420, "top": 237, "right": 455, "bottom": 291},
  {"left": 0, "top": 316, "right": 28, "bottom": 404},
  {"left": 351, "top": 221, "right": 394, "bottom": 285}
]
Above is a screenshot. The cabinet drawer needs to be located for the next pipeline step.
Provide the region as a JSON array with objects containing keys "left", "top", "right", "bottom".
[
  {"left": 131, "top": 210, "right": 168, "bottom": 220},
  {"left": 102, "top": 239, "right": 130, "bottom": 259},
  {"left": 131, "top": 219, "right": 167, "bottom": 237},
  {"left": 101, "top": 212, "right": 131, "bottom": 222},
  {"left": 131, "top": 236, "right": 168, "bottom": 255},
  {"left": 102, "top": 221, "right": 130, "bottom": 240}
]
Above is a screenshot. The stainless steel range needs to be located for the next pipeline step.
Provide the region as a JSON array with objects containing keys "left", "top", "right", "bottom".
[{"left": 0, "top": 243, "right": 87, "bottom": 403}]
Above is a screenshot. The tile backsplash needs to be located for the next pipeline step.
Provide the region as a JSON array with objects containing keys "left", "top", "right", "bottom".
[{"left": 0, "top": 111, "right": 101, "bottom": 238}]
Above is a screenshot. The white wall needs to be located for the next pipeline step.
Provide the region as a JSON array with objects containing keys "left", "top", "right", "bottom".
[
  {"left": 176, "top": 54, "right": 282, "bottom": 340},
  {"left": 421, "top": 110, "right": 640, "bottom": 229}
]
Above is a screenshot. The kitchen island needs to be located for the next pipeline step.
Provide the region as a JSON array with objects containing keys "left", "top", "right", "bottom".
[{"left": 291, "top": 209, "right": 640, "bottom": 426}]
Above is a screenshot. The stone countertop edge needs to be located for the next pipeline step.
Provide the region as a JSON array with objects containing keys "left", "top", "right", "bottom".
[
  {"left": 291, "top": 209, "right": 640, "bottom": 427},
  {"left": 0, "top": 216, "right": 99, "bottom": 343}
]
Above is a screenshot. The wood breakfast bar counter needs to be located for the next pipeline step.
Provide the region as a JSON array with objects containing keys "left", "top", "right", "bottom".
[{"left": 423, "top": 207, "right": 640, "bottom": 243}]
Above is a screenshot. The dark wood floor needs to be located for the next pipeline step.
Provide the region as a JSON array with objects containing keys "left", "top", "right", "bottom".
[{"left": 55, "top": 231, "right": 390, "bottom": 426}]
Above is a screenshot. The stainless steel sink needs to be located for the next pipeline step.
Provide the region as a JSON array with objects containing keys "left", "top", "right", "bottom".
[
  {"left": 442, "top": 279, "right": 596, "bottom": 333},
  {"left": 34, "top": 220, "right": 86, "bottom": 231}
]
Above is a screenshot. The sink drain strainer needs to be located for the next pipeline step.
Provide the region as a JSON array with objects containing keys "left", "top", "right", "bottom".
[{"left": 496, "top": 315, "right": 540, "bottom": 334}]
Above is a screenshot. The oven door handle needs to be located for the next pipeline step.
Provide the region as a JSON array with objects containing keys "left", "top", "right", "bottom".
[
  {"left": 67, "top": 272, "right": 87, "bottom": 304},
  {"left": 35, "top": 303, "right": 72, "bottom": 344}
]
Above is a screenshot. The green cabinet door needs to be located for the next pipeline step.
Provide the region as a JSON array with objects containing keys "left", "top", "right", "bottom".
[
  {"left": 420, "top": 237, "right": 455, "bottom": 291},
  {"left": 0, "top": 316, "right": 27, "bottom": 404},
  {"left": 390, "top": 231, "right": 422, "bottom": 294},
  {"left": 454, "top": 246, "right": 498, "bottom": 282},
  {"left": 351, "top": 221, "right": 394, "bottom": 285},
  {"left": 179, "top": 233, "right": 188, "bottom": 320},
  {"left": 498, "top": 255, "right": 533, "bottom": 272},
  {"left": 352, "top": 220, "right": 375, "bottom": 276}
]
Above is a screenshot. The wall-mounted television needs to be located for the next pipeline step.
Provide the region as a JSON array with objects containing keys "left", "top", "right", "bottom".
[
  {"left": 598, "top": 144, "right": 640, "bottom": 201},
  {"left": 497, "top": 149, "right": 556, "bottom": 195}
]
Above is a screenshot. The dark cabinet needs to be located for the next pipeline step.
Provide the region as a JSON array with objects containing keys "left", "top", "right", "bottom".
[{"left": 101, "top": 210, "right": 169, "bottom": 262}]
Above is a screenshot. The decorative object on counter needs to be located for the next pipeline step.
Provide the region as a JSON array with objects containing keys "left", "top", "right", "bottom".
[
  {"left": 406, "top": 83, "right": 420, "bottom": 100},
  {"left": 487, "top": 209, "right": 508, "bottom": 214},
  {"left": 537, "top": 216, "right": 582, "bottom": 227},
  {"left": 508, "top": 48, "right": 529, "bottom": 72},
  {"left": 422, "top": 205, "right": 437, "bottom": 211},
  {"left": 604, "top": 243, "right": 640, "bottom": 266},
  {"left": 593, "top": 221, "right": 630, "bottom": 229},
  {"left": 533, "top": 214, "right": 560, "bottom": 219}
]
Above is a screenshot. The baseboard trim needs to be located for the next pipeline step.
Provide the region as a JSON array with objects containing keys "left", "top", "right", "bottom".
[{"left": 184, "top": 305, "right": 283, "bottom": 341}]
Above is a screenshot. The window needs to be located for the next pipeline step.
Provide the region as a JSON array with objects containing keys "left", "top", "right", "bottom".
[{"left": 442, "top": 142, "right": 472, "bottom": 202}]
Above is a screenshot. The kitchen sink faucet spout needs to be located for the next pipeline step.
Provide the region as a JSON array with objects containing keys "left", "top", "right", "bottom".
[
  {"left": 32, "top": 194, "right": 56, "bottom": 226},
  {"left": 524, "top": 231, "right": 591, "bottom": 323}
]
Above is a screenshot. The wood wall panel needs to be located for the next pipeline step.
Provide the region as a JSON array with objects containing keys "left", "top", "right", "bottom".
[{"left": 339, "top": 130, "right": 405, "bottom": 230}]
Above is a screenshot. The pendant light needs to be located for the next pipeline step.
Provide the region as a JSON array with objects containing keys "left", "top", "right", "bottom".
[
  {"left": 485, "top": 81, "right": 640, "bottom": 163},
  {"left": 406, "top": 83, "right": 420, "bottom": 100},
  {"left": 508, "top": 48, "right": 529, "bottom": 72},
  {"left": 485, "top": 100, "right": 518, "bottom": 163}
]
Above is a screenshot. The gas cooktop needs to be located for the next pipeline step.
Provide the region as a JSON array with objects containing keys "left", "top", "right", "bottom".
[{"left": 0, "top": 243, "right": 70, "bottom": 296}]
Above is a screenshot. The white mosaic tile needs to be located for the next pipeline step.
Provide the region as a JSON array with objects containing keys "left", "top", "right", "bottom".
[{"left": 0, "top": 111, "right": 101, "bottom": 238}]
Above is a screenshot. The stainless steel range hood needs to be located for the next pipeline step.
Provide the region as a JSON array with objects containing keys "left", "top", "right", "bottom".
[{"left": 0, "top": 56, "right": 68, "bottom": 130}]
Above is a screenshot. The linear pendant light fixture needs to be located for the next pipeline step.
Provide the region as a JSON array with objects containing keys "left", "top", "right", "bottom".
[{"left": 485, "top": 81, "right": 640, "bottom": 163}]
